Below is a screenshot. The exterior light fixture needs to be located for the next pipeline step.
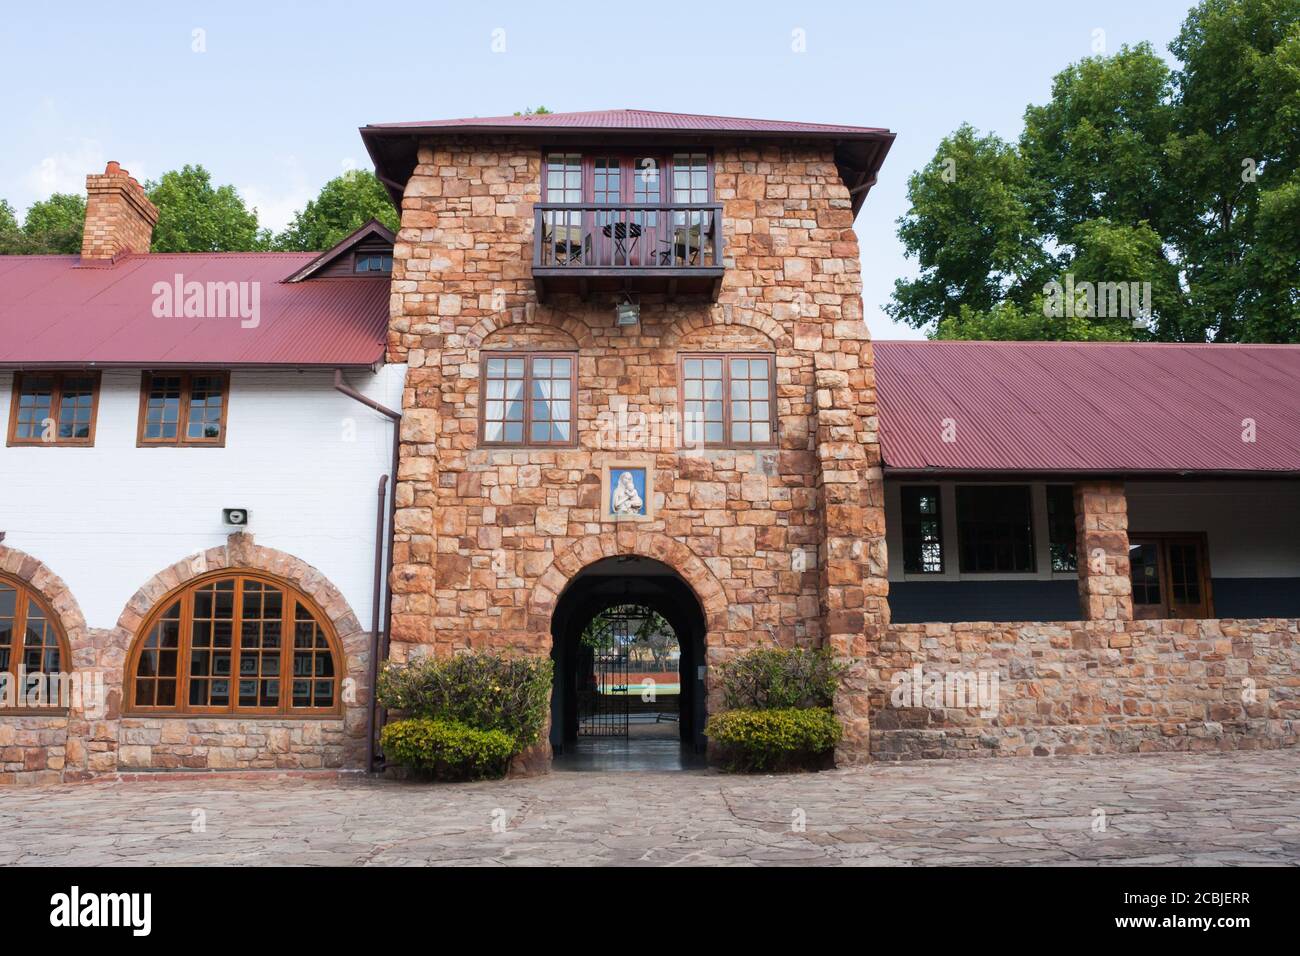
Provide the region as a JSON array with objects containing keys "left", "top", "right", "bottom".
[
  {"left": 615, "top": 296, "right": 640, "bottom": 326},
  {"left": 223, "top": 508, "right": 250, "bottom": 527}
]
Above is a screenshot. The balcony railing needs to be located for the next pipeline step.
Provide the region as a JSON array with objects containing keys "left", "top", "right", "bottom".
[{"left": 533, "top": 203, "right": 724, "bottom": 272}]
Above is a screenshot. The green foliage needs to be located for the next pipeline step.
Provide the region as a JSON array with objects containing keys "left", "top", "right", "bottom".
[
  {"left": 513, "top": 106, "right": 552, "bottom": 116},
  {"left": 718, "top": 647, "right": 844, "bottom": 710},
  {"left": 377, "top": 652, "right": 552, "bottom": 750},
  {"left": 272, "top": 171, "right": 398, "bottom": 251},
  {"left": 19, "top": 193, "right": 86, "bottom": 254},
  {"left": 0, "top": 199, "right": 22, "bottom": 253},
  {"left": 147, "top": 165, "right": 267, "bottom": 252},
  {"left": 379, "top": 717, "right": 514, "bottom": 780},
  {"left": 893, "top": 0, "right": 1300, "bottom": 342},
  {"left": 704, "top": 707, "right": 841, "bottom": 772},
  {"left": 935, "top": 301, "right": 1135, "bottom": 341}
]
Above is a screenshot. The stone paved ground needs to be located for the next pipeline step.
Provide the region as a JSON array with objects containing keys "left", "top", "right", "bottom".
[{"left": 3, "top": 751, "right": 1299, "bottom": 866}]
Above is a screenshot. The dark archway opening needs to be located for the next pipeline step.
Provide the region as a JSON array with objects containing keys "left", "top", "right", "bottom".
[{"left": 550, "top": 556, "right": 707, "bottom": 770}]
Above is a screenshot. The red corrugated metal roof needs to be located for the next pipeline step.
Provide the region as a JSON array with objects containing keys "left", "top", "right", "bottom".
[
  {"left": 873, "top": 340, "right": 1300, "bottom": 475},
  {"left": 0, "top": 253, "right": 388, "bottom": 368},
  {"left": 365, "top": 108, "right": 891, "bottom": 135}
]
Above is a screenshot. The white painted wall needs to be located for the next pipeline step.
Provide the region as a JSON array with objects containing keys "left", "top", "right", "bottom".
[
  {"left": 0, "top": 366, "right": 406, "bottom": 630},
  {"left": 886, "top": 478, "right": 1300, "bottom": 582},
  {"left": 1128, "top": 480, "right": 1300, "bottom": 577}
]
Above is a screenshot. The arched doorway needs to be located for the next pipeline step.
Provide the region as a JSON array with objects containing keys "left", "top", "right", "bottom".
[{"left": 550, "top": 555, "right": 707, "bottom": 770}]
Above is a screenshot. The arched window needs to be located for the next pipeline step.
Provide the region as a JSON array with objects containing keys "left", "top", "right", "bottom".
[
  {"left": 126, "top": 572, "right": 341, "bottom": 716},
  {"left": 0, "top": 573, "right": 69, "bottom": 711}
]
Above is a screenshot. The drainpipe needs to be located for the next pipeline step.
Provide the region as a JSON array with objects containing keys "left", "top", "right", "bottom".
[{"left": 333, "top": 369, "right": 401, "bottom": 774}]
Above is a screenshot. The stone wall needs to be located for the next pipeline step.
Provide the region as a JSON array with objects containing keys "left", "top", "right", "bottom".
[
  {"left": 386, "top": 135, "right": 888, "bottom": 743},
  {"left": 863, "top": 618, "right": 1300, "bottom": 759},
  {"left": 0, "top": 537, "right": 369, "bottom": 784}
]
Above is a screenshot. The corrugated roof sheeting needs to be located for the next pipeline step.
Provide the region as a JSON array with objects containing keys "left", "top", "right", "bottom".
[
  {"left": 873, "top": 341, "right": 1300, "bottom": 474},
  {"left": 367, "top": 108, "right": 891, "bottom": 134},
  {"left": 0, "top": 253, "right": 389, "bottom": 368}
]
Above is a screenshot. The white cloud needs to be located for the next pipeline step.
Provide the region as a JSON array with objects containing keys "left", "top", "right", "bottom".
[
  {"left": 22, "top": 139, "right": 148, "bottom": 211},
  {"left": 238, "top": 155, "right": 313, "bottom": 234}
]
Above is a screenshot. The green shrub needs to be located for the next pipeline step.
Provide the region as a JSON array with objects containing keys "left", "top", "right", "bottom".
[
  {"left": 704, "top": 707, "right": 842, "bottom": 772},
  {"left": 718, "top": 647, "right": 844, "bottom": 710},
  {"left": 380, "top": 718, "right": 514, "bottom": 781},
  {"left": 377, "top": 652, "right": 552, "bottom": 751}
]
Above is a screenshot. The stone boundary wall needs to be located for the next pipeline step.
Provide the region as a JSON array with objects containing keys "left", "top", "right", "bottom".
[{"left": 864, "top": 618, "right": 1300, "bottom": 759}]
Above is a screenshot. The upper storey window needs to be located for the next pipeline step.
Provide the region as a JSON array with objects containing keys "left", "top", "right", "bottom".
[
  {"left": 355, "top": 253, "right": 393, "bottom": 273},
  {"left": 6, "top": 371, "right": 101, "bottom": 447},
  {"left": 480, "top": 351, "right": 577, "bottom": 447},
  {"left": 138, "top": 371, "right": 229, "bottom": 446}
]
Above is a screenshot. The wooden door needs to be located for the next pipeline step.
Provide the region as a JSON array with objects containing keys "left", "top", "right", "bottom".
[{"left": 1129, "top": 535, "right": 1212, "bottom": 619}]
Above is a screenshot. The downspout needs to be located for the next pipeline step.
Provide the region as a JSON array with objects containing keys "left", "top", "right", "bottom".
[{"left": 333, "top": 369, "right": 401, "bottom": 774}]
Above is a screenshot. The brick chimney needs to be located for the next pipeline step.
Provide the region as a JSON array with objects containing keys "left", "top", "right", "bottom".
[{"left": 80, "top": 161, "right": 158, "bottom": 261}]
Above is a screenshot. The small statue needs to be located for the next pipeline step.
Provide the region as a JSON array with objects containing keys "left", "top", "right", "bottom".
[{"left": 612, "top": 471, "right": 643, "bottom": 515}]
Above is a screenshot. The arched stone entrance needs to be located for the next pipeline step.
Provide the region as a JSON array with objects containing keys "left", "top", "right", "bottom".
[{"left": 548, "top": 555, "right": 710, "bottom": 768}]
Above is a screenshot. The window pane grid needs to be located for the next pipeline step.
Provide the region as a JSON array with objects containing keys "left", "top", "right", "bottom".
[
  {"left": 1046, "top": 485, "right": 1078, "bottom": 572},
  {"left": 131, "top": 576, "right": 338, "bottom": 715},
  {"left": 902, "top": 486, "right": 944, "bottom": 574},
  {"left": 481, "top": 352, "right": 575, "bottom": 447},
  {"left": 681, "top": 353, "right": 775, "bottom": 448},
  {"left": 141, "top": 372, "right": 226, "bottom": 445},
  {"left": 9, "top": 372, "right": 98, "bottom": 444},
  {"left": 0, "top": 577, "right": 67, "bottom": 710}
]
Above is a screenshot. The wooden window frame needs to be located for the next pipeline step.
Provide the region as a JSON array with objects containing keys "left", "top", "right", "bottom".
[
  {"left": 353, "top": 252, "right": 393, "bottom": 274},
  {"left": 678, "top": 351, "right": 778, "bottom": 450},
  {"left": 955, "top": 484, "right": 1037, "bottom": 574},
  {"left": 901, "top": 485, "right": 945, "bottom": 574},
  {"left": 477, "top": 350, "right": 578, "bottom": 449},
  {"left": 136, "top": 370, "right": 230, "bottom": 447},
  {"left": 1129, "top": 532, "right": 1215, "bottom": 620},
  {"left": 543, "top": 149, "right": 714, "bottom": 203},
  {"left": 6, "top": 370, "right": 101, "bottom": 447},
  {"left": 0, "top": 572, "right": 71, "bottom": 715},
  {"left": 124, "top": 570, "right": 344, "bottom": 719}
]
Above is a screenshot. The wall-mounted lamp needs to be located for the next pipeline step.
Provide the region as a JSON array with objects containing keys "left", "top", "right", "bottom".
[{"left": 615, "top": 295, "right": 640, "bottom": 327}]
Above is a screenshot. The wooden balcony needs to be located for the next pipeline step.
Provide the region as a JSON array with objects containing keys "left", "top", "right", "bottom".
[{"left": 532, "top": 203, "right": 724, "bottom": 302}]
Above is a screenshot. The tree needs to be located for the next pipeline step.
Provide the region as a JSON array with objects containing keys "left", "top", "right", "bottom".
[
  {"left": 513, "top": 106, "right": 552, "bottom": 116},
  {"left": 21, "top": 193, "right": 86, "bottom": 254},
  {"left": 886, "top": 124, "right": 1053, "bottom": 329},
  {"left": 891, "top": 0, "right": 1300, "bottom": 342},
  {"left": 273, "top": 171, "right": 398, "bottom": 251},
  {"left": 147, "top": 165, "right": 267, "bottom": 252},
  {"left": 0, "top": 199, "right": 22, "bottom": 253}
]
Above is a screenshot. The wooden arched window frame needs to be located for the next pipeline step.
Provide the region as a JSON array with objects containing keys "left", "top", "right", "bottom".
[
  {"left": 0, "top": 572, "right": 71, "bottom": 713},
  {"left": 125, "top": 571, "right": 343, "bottom": 718}
]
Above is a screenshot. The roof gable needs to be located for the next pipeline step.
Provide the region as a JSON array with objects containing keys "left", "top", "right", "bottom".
[{"left": 283, "top": 219, "right": 396, "bottom": 283}]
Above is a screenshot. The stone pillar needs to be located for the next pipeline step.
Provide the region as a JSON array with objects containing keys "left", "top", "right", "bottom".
[{"left": 1074, "top": 480, "right": 1133, "bottom": 621}]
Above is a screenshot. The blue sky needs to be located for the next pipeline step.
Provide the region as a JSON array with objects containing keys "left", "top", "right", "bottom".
[{"left": 1, "top": 0, "right": 1195, "bottom": 338}]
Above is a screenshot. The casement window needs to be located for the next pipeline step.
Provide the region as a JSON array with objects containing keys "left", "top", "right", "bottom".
[
  {"left": 126, "top": 572, "right": 341, "bottom": 716},
  {"left": 354, "top": 253, "right": 392, "bottom": 273},
  {"left": 6, "top": 371, "right": 100, "bottom": 446},
  {"left": 0, "top": 574, "right": 69, "bottom": 712},
  {"left": 480, "top": 352, "right": 576, "bottom": 447},
  {"left": 1046, "top": 484, "right": 1078, "bottom": 572},
  {"left": 901, "top": 486, "right": 944, "bottom": 574},
  {"left": 679, "top": 353, "right": 776, "bottom": 448},
  {"left": 956, "top": 485, "right": 1035, "bottom": 573},
  {"left": 138, "top": 371, "right": 229, "bottom": 446}
]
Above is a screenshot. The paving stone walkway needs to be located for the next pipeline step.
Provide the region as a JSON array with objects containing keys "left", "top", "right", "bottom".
[{"left": 3, "top": 750, "right": 1299, "bottom": 866}]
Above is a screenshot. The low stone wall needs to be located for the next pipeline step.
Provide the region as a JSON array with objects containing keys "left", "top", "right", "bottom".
[
  {"left": 864, "top": 618, "right": 1300, "bottom": 760},
  {"left": 0, "top": 715, "right": 69, "bottom": 786},
  {"left": 116, "top": 718, "right": 352, "bottom": 771}
]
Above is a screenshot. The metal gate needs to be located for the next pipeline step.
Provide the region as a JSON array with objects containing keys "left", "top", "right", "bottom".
[{"left": 577, "top": 606, "right": 638, "bottom": 737}]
